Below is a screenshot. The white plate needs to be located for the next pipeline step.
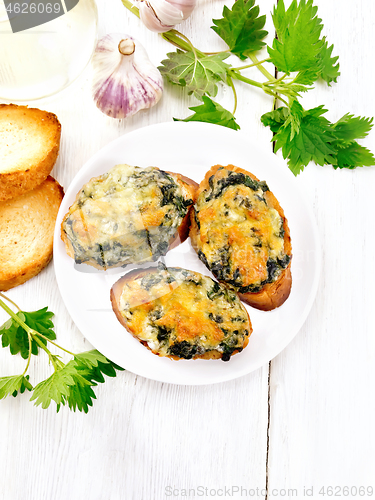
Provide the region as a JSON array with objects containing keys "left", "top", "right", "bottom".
[{"left": 54, "top": 121, "right": 321, "bottom": 385}]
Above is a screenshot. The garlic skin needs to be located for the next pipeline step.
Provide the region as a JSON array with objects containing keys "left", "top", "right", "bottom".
[
  {"left": 92, "top": 33, "right": 163, "bottom": 119},
  {"left": 138, "top": 0, "right": 196, "bottom": 33}
]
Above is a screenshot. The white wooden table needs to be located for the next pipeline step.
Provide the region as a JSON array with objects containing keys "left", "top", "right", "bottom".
[{"left": 1, "top": 1, "right": 374, "bottom": 498}]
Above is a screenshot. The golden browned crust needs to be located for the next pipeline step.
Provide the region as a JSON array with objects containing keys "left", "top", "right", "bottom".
[
  {"left": 61, "top": 168, "right": 198, "bottom": 267},
  {"left": 110, "top": 266, "right": 250, "bottom": 361},
  {"left": 166, "top": 171, "right": 198, "bottom": 250},
  {"left": 0, "top": 176, "right": 64, "bottom": 291},
  {"left": 0, "top": 104, "right": 61, "bottom": 201},
  {"left": 190, "top": 164, "right": 292, "bottom": 311}
]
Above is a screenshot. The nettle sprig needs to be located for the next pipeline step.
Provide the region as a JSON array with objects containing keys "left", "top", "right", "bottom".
[
  {"left": 0, "top": 293, "right": 123, "bottom": 413},
  {"left": 122, "top": 0, "right": 375, "bottom": 175}
]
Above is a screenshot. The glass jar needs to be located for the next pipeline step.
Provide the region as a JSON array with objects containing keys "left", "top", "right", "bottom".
[{"left": 0, "top": 0, "right": 98, "bottom": 101}]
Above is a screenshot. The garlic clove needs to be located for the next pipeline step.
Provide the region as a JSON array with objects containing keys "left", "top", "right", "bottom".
[
  {"left": 138, "top": 0, "right": 196, "bottom": 33},
  {"left": 138, "top": 0, "right": 180, "bottom": 33},
  {"left": 166, "top": 0, "right": 196, "bottom": 20},
  {"left": 92, "top": 33, "right": 163, "bottom": 119}
]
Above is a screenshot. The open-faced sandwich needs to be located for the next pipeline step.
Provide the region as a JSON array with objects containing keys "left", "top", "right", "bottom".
[
  {"left": 61, "top": 164, "right": 197, "bottom": 269},
  {"left": 190, "top": 164, "right": 292, "bottom": 311},
  {"left": 110, "top": 263, "right": 252, "bottom": 361}
]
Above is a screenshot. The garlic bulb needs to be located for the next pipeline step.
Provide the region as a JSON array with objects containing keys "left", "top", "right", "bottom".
[
  {"left": 138, "top": 0, "right": 196, "bottom": 33},
  {"left": 92, "top": 33, "right": 163, "bottom": 119}
]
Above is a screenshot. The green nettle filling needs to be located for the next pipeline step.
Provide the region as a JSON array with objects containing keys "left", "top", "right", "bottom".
[
  {"left": 195, "top": 169, "right": 291, "bottom": 293},
  {"left": 63, "top": 165, "right": 193, "bottom": 268},
  {"left": 120, "top": 264, "right": 250, "bottom": 361}
]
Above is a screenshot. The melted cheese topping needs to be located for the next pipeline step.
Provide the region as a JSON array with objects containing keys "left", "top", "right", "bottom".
[
  {"left": 117, "top": 266, "right": 251, "bottom": 360},
  {"left": 195, "top": 168, "right": 290, "bottom": 292},
  {"left": 62, "top": 164, "right": 193, "bottom": 269}
]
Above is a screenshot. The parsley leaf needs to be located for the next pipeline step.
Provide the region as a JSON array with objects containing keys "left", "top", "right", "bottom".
[
  {"left": 0, "top": 374, "right": 31, "bottom": 400},
  {"left": 318, "top": 37, "right": 340, "bottom": 85},
  {"left": 0, "top": 307, "right": 56, "bottom": 359},
  {"left": 30, "top": 350, "right": 123, "bottom": 413},
  {"left": 211, "top": 0, "right": 268, "bottom": 60},
  {"left": 12, "top": 375, "right": 33, "bottom": 397},
  {"left": 30, "top": 364, "right": 76, "bottom": 410},
  {"left": 174, "top": 96, "right": 240, "bottom": 130},
  {"left": 158, "top": 50, "right": 230, "bottom": 97},
  {"left": 268, "top": 0, "right": 323, "bottom": 74}
]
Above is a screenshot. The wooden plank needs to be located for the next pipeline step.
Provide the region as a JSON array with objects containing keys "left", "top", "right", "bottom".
[
  {"left": 267, "top": 0, "right": 375, "bottom": 493},
  {"left": 0, "top": 0, "right": 279, "bottom": 498}
]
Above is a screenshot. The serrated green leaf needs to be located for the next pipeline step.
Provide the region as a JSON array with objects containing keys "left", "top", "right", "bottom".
[
  {"left": 64, "top": 370, "right": 97, "bottom": 413},
  {"left": 0, "top": 374, "right": 24, "bottom": 400},
  {"left": 30, "top": 365, "right": 76, "bottom": 409},
  {"left": 174, "top": 96, "right": 240, "bottom": 131},
  {"left": 261, "top": 107, "right": 290, "bottom": 133},
  {"left": 30, "top": 351, "right": 123, "bottom": 413},
  {"left": 12, "top": 375, "right": 33, "bottom": 397},
  {"left": 268, "top": 0, "right": 323, "bottom": 73},
  {"left": 332, "top": 114, "right": 373, "bottom": 145},
  {"left": 335, "top": 143, "right": 375, "bottom": 169},
  {"left": 74, "top": 350, "right": 109, "bottom": 369},
  {"left": 0, "top": 307, "right": 56, "bottom": 359},
  {"left": 318, "top": 37, "right": 340, "bottom": 85},
  {"left": 263, "top": 104, "right": 337, "bottom": 175},
  {"left": 158, "top": 50, "right": 230, "bottom": 97},
  {"left": 211, "top": 0, "right": 268, "bottom": 60},
  {"left": 262, "top": 103, "right": 375, "bottom": 174},
  {"left": 294, "top": 68, "right": 320, "bottom": 86}
]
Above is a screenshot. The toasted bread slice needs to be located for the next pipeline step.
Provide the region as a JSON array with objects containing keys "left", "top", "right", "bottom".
[
  {"left": 61, "top": 164, "right": 198, "bottom": 269},
  {"left": 190, "top": 164, "right": 292, "bottom": 311},
  {"left": 111, "top": 265, "right": 251, "bottom": 361},
  {"left": 0, "top": 176, "right": 64, "bottom": 291},
  {"left": 0, "top": 104, "right": 61, "bottom": 201}
]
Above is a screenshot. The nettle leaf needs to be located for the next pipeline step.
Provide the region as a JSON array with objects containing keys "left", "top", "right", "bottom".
[
  {"left": 294, "top": 68, "right": 320, "bottom": 86},
  {"left": 261, "top": 107, "right": 291, "bottom": 133},
  {"left": 211, "top": 0, "right": 268, "bottom": 60},
  {"left": 262, "top": 104, "right": 375, "bottom": 174},
  {"left": 174, "top": 96, "right": 240, "bottom": 131},
  {"left": 335, "top": 143, "right": 375, "bottom": 169},
  {"left": 317, "top": 37, "right": 340, "bottom": 85},
  {"left": 0, "top": 307, "right": 56, "bottom": 359},
  {"left": 268, "top": 0, "right": 324, "bottom": 73},
  {"left": 331, "top": 114, "right": 373, "bottom": 146},
  {"left": 158, "top": 50, "right": 230, "bottom": 97},
  {"left": 262, "top": 105, "right": 337, "bottom": 175}
]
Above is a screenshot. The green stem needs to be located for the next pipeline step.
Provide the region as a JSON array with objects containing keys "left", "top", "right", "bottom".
[
  {"left": 22, "top": 332, "right": 33, "bottom": 377},
  {"left": 232, "top": 58, "right": 271, "bottom": 71},
  {"left": 248, "top": 53, "right": 275, "bottom": 81},
  {"left": 32, "top": 334, "right": 60, "bottom": 371},
  {"left": 162, "top": 30, "right": 205, "bottom": 57},
  {"left": 230, "top": 71, "right": 264, "bottom": 89},
  {"left": 34, "top": 332, "right": 75, "bottom": 357},
  {"left": 0, "top": 292, "right": 21, "bottom": 312},
  {"left": 0, "top": 295, "right": 74, "bottom": 365},
  {"left": 203, "top": 49, "right": 230, "bottom": 55},
  {"left": 120, "top": 0, "right": 140, "bottom": 18},
  {"left": 227, "top": 76, "right": 238, "bottom": 115},
  {"left": 0, "top": 298, "right": 33, "bottom": 335}
]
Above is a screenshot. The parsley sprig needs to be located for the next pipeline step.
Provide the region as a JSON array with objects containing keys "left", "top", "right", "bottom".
[
  {"left": 121, "top": 0, "right": 374, "bottom": 175},
  {"left": 0, "top": 293, "right": 123, "bottom": 413}
]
